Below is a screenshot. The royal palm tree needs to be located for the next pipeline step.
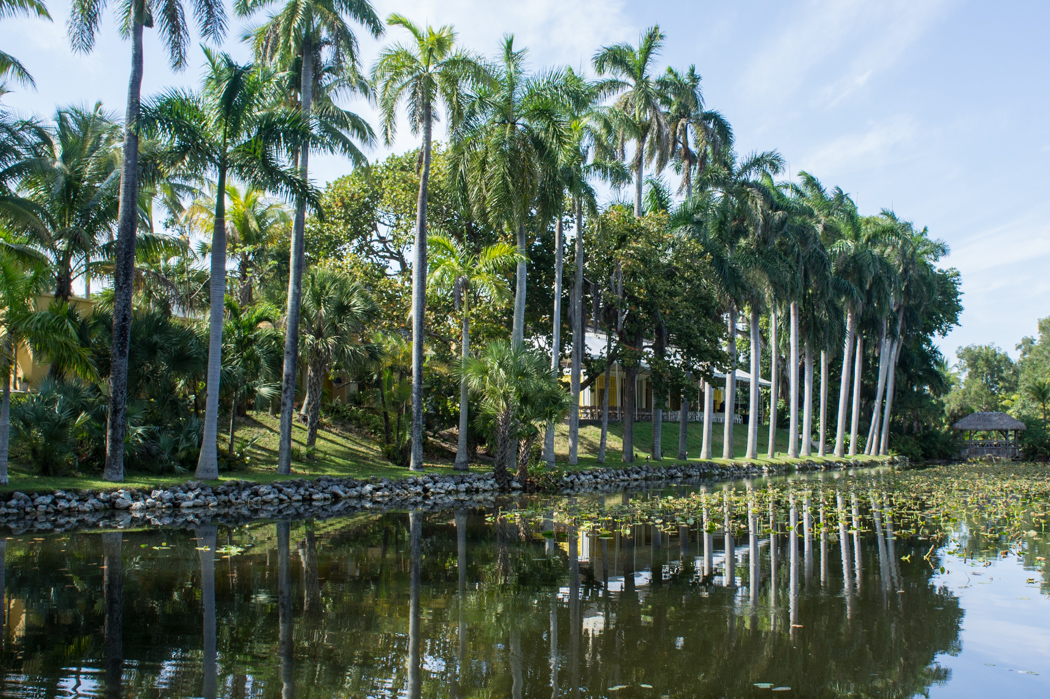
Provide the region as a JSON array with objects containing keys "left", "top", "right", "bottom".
[
  {"left": 298, "top": 266, "right": 376, "bottom": 448},
  {"left": 659, "top": 64, "right": 732, "bottom": 201},
  {"left": 143, "top": 49, "right": 315, "bottom": 478},
  {"left": 372, "top": 14, "right": 489, "bottom": 472},
  {"left": 592, "top": 25, "right": 670, "bottom": 218},
  {"left": 428, "top": 234, "right": 521, "bottom": 470},
  {"left": 69, "top": 0, "right": 228, "bottom": 483},
  {"left": 238, "top": 0, "right": 381, "bottom": 476}
]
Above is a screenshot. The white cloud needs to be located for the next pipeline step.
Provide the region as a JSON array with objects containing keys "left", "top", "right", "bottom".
[{"left": 796, "top": 114, "right": 918, "bottom": 177}]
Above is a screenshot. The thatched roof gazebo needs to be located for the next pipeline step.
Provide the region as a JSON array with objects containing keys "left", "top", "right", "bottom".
[{"left": 952, "top": 412, "right": 1026, "bottom": 459}]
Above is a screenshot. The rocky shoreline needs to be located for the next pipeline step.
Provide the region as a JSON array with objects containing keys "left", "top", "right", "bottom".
[{"left": 0, "top": 457, "right": 902, "bottom": 534}]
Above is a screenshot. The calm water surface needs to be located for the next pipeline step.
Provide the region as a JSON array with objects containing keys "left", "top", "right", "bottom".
[{"left": 2, "top": 478, "right": 1049, "bottom": 698}]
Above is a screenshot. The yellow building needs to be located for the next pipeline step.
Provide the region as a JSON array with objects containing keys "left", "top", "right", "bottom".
[{"left": 11, "top": 294, "right": 94, "bottom": 392}]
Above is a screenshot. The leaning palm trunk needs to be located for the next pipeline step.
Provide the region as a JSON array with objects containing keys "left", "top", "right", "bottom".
[
  {"left": 746, "top": 307, "right": 760, "bottom": 460},
  {"left": 865, "top": 329, "right": 890, "bottom": 456},
  {"left": 196, "top": 168, "right": 229, "bottom": 480},
  {"left": 701, "top": 381, "right": 713, "bottom": 459},
  {"left": 801, "top": 343, "right": 813, "bottom": 457},
  {"left": 278, "top": 44, "right": 315, "bottom": 475},
  {"left": 0, "top": 351, "right": 11, "bottom": 485},
  {"left": 787, "top": 302, "right": 799, "bottom": 459},
  {"left": 104, "top": 10, "right": 146, "bottom": 483},
  {"left": 454, "top": 297, "right": 470, "bottom": 470},
  {"left": 767, "top": 309, "right": 778, "bottom": 458},
  {"left": 678, "top": 390, "right": 689, "bottom": 461},
  {"left": 818, "top": 350, "right": 829, "bottom": 456},
  {"left": 568, "top": 200, "right": 584, "bottom": 465},
  {"left": 722, "top": 307, "right": 738, "bottom": 459},
  {"left": 879, "top": 338, "right": 902, "bottom": 455},
  {"left": 543, "top": 216, "right": 565, "bottom": 467},
  {"left": 834, "top": 306, "right": 857, "bottom": 457},
  {"left": 848, "top": 334, "right": 864, "bottom": 456}
]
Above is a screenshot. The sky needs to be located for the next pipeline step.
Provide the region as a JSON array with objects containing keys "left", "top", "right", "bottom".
[{"left": 4, "top": 0, "right": 1049, "bottom": 362}]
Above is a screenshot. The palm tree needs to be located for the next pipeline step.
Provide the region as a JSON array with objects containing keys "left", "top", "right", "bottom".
[
  {"left": 659, "top": 65, "right": 732, "bottom": 201},
  {"left": 0, "top": 0, "right": 50, "bottom": 86},
  {"left": 239, "top": 0, "right": 381, "bottom": 477},
  {"left": 459, "top": 36, "right": 571, "bottom": 348},
  {"left": 0, "top": 251, "right": 91, "bottom": 484},
  {"left": 221, "top": 298, "right": 282, "bottom": 454},
  {"left": 372, "top": 14, "right": 489, "bottom": 472},
  {"left": 428, "top": 234, "right": 521, "bottom": 470},
  {"left": 592, "top": 25, "right": 669, "bottom": 218},
  {"left": 143, "top": 49, "right": 315, "bottom": 479},
  {"left": 298, "top": 266, "right": 376, "bottom": 449},
  {"left": 19, "top": 104, "right": 121, "bottom": 301},
  {"left": 69, "top": 0, "right": 228, "bottom": 483}
]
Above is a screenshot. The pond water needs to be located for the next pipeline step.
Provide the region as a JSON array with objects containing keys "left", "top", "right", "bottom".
[{"left": 2, "top": 474, "right": 1050, "bottom": 698}]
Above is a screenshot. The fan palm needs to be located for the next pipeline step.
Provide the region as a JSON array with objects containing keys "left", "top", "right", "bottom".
[
  {"left": 372, "top": 14, "right": 490, "bottom": 472},
  {"left": 143, "top": 48, "right": 315, "bottom": 479},
  {"left": 428, "top": 233, "right": 522, "bottom": 470},
  {"left": 237, "top": 0, "right": 380, "bottom": 476},
  {"left": 69, "top": 0, "right": 228, "bottom": 483},
  {"left": 592, "top": 25, "right": 669, "bottom": 218},
  {"left": 297, "top": 266, "right": 376, "bottom": 448}
]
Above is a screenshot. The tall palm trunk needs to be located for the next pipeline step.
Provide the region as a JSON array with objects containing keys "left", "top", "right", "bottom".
[
  {"left": 454, "top": 296, "right": 470, "bottom": 470},
  {"left": 511, "top": 220, "right": 527, "bottom": 347},
  {"left": 722, "top": 307, "right": 737, "bottom": 459},
  {"left": 301, "top": 358, "right": 326, "bottom": 448},
  {"left": 543, "top": 215, "right": 565, "bottom": 467},
  {"left": 819, "top": 350, "right": 829, "bottom": 456},
  {"left": 701, "top": 380, "right": 713, "bottom": 459},
  {"left": 745, "top": 307, "right": 760, "bottom": 459},
  {"left": 633, "top": 135, "right": 646, "bottom": 218},
  {"left": 569, "top": 200, "right": 583, "bottom": 465},
  {"left": 849, "top": 333, "right": 863, "bottom": 456},
  {"left": 801, "top": 343, "right": 813, "bottom": 457},
  {"left": 0, "top": 351, "right": 11, "bottom": 485},
  {"left": 408, "top": 103, "right": 433, "bottom": 472},
  {"left": 834, "top": 306, "right": 857, "bottom": 457},
  {"left": 622, "top": 330, "right": 640, "bottom": 463},
  {"left": 879, "top": 337, "right": 902, "bottom": 455},
  {"left": 197, "top": 525, "right": 218, "bottom": 699},
  {"left": 767, "top": 309, "right": 778, "bottom": 458},
  {"left": 866, "top": 325, "right": 890, "bottom": 455},
  {"left": 787, "top": 301, "right": 799, "bottom": 459},
  {"left": 196, "top": 167, "right": 229, "bottom": 479},
  {"left": 678, "top": 389, "right": 688, "bottom": 461},
  {"left": 103, "top": 10, "right": 145, "bottom": 483},
  {"left": 278, "top": 40, "right": 316, "bottom": 475}
]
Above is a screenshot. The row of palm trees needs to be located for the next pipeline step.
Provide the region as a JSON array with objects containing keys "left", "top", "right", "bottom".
[{"left": 0, "top": 0, "right": 957, "bottom": 479}]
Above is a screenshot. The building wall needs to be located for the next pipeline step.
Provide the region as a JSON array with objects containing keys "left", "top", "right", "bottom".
[{"left": 14, "top": 294, "right": 94, "bottom": 391}]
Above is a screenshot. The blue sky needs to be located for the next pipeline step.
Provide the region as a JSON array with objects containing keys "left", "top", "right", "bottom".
[{"left": 4, "top": 0, "right": 1048, "bottom": 362}]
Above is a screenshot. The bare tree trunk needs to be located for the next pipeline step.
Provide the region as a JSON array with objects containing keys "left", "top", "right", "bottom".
[
  {"left": 801, "top": 343, "right": 813, "bottom": 457},
  {"left": 787, "top": 301, "right": 799, "bottom": 458},
  {"left": 104, "top": 10, "right": 145, "bottom": 483},
  {"left": 767, "top": 309, "right": 778, "bottom": 458},
  {"left": 302, "top": 360, "right": 326, "bottom": 449},
  {"left": 849, "top": 333, "right": 864, "bottom": 456},
  {"left": 834, "top": 306, "right": 857, "bottom": 457},
  {"left": 196, "top": 167, "right": 229, "bottom": 479},
  {"left": 678, "top": 390, "right": 689, "bottom": 461},
  {"left": 543, "top": 215, "right": 564, "bottom": 467},
  {"left": 455, "top": 297, "right": 470, "bottom": 470},
  {"left": 722, "top": 307, "right": 737, "bottom": 459},
  {"left": 819, "top": 350, "right": 828, "bottom": 456},
  {"left": 879, "top": 338, "right": 902, "bottom": 455},
  {"left": 746, "top": 307, "right": 760, "bottom": 459},
  {"left": 701, "top": 381, "right": 713, "bottom": 459},
  {"left": 278, "top": 40, "right": 316, "bottom": 475},
  {"left": 569, "top": 199, "right": 583, "bottom": 465}
]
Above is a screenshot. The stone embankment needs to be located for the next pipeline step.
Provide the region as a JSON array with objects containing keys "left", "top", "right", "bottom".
[{"left": 0, "top": 456, "right": 902, "bottom": 534}]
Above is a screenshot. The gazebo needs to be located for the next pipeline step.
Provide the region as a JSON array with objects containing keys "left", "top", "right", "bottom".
[{"left": 952, "top": 412, "right": 1026, "bottom": 459}]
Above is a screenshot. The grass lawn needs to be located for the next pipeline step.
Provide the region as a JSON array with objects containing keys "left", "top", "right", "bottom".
[{"left": 3, "top": 412, "right": 880, "bottom": 494}]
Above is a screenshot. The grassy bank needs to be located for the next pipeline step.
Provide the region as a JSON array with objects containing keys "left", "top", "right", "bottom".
[{"left": 3, "top": 412, "right": 882, "bottom": 493}]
